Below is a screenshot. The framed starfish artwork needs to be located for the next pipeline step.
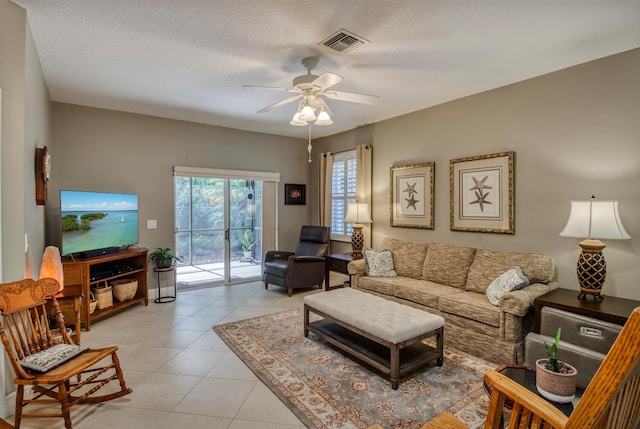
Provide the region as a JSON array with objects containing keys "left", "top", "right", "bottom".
[
  {"left": 390, "top": 162, "right": 434, "bottom": 229},
  {"left": 450, "top": 151, "right": 514, "bottom": 234}
]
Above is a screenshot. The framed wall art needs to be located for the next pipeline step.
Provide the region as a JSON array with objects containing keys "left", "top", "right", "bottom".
[
  {"left": 450, "top": 151, "right": 514, "bottom": 234},
  {"left": 284, "top": 183, "right": 306, "bottom": 205},
  {"left": 390, "top": 162, "right": 434, "bottom": 229}
]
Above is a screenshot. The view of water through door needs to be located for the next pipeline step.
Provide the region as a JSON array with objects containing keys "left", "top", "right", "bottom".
[{"left": 174, "top": 176, "right": 262, "bottom": 290}]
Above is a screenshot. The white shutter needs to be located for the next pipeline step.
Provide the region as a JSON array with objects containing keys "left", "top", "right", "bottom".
[{"left": 330, "top": 150, "right": 357, "bottom": 240}]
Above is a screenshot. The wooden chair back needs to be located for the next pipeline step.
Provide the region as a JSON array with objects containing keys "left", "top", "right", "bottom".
[
  {"left": 484, "top": 306, "right": 640, "bottom": 429},
  {"left": 564, "top": 306, "right": 640, "bottom": 428},
  {"left": 416, "top": 307, "right": 640, "bottom": 429},
  {"left": 0, "top": 278, "right": 71, "bottom": 380}
]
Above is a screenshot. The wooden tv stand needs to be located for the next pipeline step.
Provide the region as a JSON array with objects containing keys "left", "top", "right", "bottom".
[{"left": 62, "top": 248, "right": 148, "bottom": 331}]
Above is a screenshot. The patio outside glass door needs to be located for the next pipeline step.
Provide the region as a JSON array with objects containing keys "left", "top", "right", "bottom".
[{"left": 174, "top": 176, "right": 262, "bottom": 289}]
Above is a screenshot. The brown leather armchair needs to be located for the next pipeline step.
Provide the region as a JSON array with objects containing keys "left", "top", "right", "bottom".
[{"left": 263, "top": 225, "right": 330, "bottom": 296}]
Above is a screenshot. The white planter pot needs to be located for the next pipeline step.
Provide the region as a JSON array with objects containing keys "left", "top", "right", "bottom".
[{"left": 535, "top": 358, "right": 577, "bottom": 403}]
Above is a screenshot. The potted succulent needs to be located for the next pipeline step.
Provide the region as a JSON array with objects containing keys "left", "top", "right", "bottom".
[
  {"left": 535, "top": 327, "right": 577, "bottom": 403},
  {"left": 148, "top": 247, "right": 182, "bottom": 269},
  {"left": 241, "top": 230, "right": 254, "bottom": 259}
]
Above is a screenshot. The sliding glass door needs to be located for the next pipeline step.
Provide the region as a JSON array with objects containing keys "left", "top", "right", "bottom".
[
  {"left": 174, "top": 175, "right": 262, "bottom": 289},
  {"left": 228, "top": 179, "right": 262, "bottom": 281}
]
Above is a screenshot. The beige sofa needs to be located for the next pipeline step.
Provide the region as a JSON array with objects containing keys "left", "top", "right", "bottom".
[{"left": 348, "top": 238, "right": 558, "bottom": 365}]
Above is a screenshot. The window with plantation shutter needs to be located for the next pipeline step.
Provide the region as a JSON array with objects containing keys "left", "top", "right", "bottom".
[{"left": 331, "top": 150, "right": 357, "bottom": 241}]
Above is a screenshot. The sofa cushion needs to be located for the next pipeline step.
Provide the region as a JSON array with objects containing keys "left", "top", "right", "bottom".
[
  {"left": 363, "top": 248, "right": 397, "bottom": 277},
  {"left": 357, "top": 276, "right": 396, "bottom": 296},
  {"left": 421, "top": 243, "right": 476, "bottom": 289},
  {"left": 393, "top": 279, "right": 464, "bottom": 310},
  {"left": 485, "top": 266, "right": 530, "bottom": 306},
  {"left": 466, "top": 249, "right": 555, "bottom": 294},
  {"left": 381, "top": 237, "right": 428, "bottom": 279},
  {"left": 439, "top": 292, "right": 501, "bottom": 327}
]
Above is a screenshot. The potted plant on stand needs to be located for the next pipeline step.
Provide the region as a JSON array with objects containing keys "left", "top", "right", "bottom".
[
  {"left": 148, "top": 247, "right": 182, "bottom": 269},
  {"left": 241, "top": 230, "right": 254, "bottom": 261},
  {"left": 535, "top": 327, "right": 578, "bottom": 403}
]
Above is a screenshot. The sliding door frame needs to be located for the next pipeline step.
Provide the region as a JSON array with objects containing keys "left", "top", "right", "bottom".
[{"left": 173, "top": 166, "right": 280, "bottom": 286}]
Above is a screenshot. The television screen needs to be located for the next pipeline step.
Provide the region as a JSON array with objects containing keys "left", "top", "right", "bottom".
[{"left": 60, "top": 190, "right": 139, "bottom": 256}]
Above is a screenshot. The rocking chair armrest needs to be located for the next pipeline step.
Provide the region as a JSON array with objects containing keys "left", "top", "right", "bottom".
[{"left": 483, "top": 370, "right": 568, "bottom": 429}]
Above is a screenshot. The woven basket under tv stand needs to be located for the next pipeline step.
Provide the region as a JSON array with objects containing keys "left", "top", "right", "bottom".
[{"left": 62, "top": 247, "right": 149, "bottom": 331}]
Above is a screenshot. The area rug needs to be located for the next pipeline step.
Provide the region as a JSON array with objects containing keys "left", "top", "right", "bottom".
[{"left": 213, "top": 309, "right": 497, "bottom": 429}]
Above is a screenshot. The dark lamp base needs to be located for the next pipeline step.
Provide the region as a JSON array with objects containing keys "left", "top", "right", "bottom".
[
  {"left": 576, "top": 239, "right": 607, "bottom": 303},
  {"left": 351, "top": 224, "right": 364, "bottom": 259}
]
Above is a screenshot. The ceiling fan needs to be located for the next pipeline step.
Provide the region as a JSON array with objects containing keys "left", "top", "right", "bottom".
[{"left": 243, "top": 56, "right": 379, "bottom": 126}]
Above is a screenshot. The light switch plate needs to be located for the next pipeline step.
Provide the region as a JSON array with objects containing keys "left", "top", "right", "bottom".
[{"left": 146, "top": 220, "right": 157, "bottom": 229}]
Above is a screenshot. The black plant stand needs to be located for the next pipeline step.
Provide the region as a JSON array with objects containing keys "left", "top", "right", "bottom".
[{"left": 154, "top": 266, "right": 176, "bottom": 303}]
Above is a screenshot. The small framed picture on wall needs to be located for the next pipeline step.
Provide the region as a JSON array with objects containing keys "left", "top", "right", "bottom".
[
  {"left": 450, "top": 151, "right": 514, "bottom": 234},
  {"left": 284, "top": 183, "right": 306, "bottom": 205},
  {"left": 390, "top": 162, "right": 435, "bottom": 229}
]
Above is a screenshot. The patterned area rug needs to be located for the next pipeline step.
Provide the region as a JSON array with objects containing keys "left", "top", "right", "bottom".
[{"left": 213, "top": 309, "right": 497, "bottom": 429}]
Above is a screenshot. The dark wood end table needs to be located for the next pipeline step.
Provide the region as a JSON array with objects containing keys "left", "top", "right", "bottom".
[
  {"left": 324, "top": 253, "right": 355, "bottom": 290},
  {"left": 534, "top": 288, "right": 640, "bottom": 333}
]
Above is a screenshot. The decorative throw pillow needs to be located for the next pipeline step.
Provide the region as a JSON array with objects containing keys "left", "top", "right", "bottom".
[
  {"left": 21, "top": 344, "right": 87, "bottom": 372},
  {"left": 486, "top": 266, "right": 530, "bottom": 306},
  {"left": 363, "top": 248, "right": 397, "bottom": 277}
]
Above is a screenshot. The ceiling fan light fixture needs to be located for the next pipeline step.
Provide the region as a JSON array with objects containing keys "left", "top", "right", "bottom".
[
  {"left": 290, "top": 115, "right": 307, "bottom": 126},
  {"left": 299, "top": 104, "right": 317, "bottom": 122},
  {"left": 315, "top": 109, "right": 333, "bottom": 125}
]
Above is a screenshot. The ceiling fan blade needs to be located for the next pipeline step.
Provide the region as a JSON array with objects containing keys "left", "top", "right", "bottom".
[
  {"left": 323, "top": 90, "right": 379, "bottom": 105},
  {"left": 243, "top": 84, "right": 287, "bottom": 91},
  {"left": 311, "top": 72, "right": 343, "bottom": 90},
  {"left": 257, "top": 94, "right": 302, "bottom": 113},
  {"left": 243, "top": 84, "right": 298, "bottom": 93}
]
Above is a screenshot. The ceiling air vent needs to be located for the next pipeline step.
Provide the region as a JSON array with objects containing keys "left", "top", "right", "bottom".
[{"left": 320, "top": 29, "right": 369, "bottom": 54}]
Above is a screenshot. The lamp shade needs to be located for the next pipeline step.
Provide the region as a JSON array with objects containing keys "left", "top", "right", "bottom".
[
  {"left": 289, "top": 109, "right": 307, "bottom": 126},
  {"left": 315, "top": 109, "right": 333, "bottom": 125},
  {"left": 39, "top": 246, "right": 64, "bottom": 293},
  {"left": 344, "top": 202, "right": 372, "bottom": 224},
  {"left": 298, "top": 104, "right": 317, "bottom": 122},
  {"left": 559, "top": 200, "right": 630, "bottom": 240}
]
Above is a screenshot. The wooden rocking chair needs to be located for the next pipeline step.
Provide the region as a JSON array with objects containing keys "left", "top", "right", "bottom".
[
  {"left": 370, "top": 306, "right": 640, "bottom": 429},
  {"left": 0, "top": 278, "right": 132, "bottom": 429}
]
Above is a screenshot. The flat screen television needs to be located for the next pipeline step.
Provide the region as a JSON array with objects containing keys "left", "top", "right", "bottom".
[{"left": 60, "top": 190, "right": 139, "bottom": 256}]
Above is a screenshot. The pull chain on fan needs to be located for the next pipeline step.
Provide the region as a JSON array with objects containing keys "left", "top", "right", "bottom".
[{"left": 308, "top": 125, "right": 312, "bottom": 163}]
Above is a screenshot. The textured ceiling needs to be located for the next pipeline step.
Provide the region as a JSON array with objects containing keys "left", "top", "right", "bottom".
[{"left": 11, "top": 0, "right": 640, "bottom": 139}]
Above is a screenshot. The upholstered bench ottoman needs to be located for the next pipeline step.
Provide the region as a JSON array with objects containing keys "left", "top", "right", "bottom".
[{"left": 303, "top": 288, "right": 444, "bottom": 389}]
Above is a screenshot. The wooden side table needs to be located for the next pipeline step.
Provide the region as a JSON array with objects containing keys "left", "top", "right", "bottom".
[
  {"left": 46, "top": 283, "right": 82, "bottom": 344},
  {"left": 534, "top": 288, "right": 640, "bottom": 333},
  {"left": 324, "top": 253, "right": 354, "bottom": 290}
]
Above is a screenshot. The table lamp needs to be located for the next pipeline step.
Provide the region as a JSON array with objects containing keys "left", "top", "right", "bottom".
[
  {"left": 559, "top": 196, "right": 630, "bottom": 302},
  {"left": 39, "top": 246, "right": 64, "bottom": 293},
  {"left": 344, "top": 202, "right": 372, "bottom": 259}
]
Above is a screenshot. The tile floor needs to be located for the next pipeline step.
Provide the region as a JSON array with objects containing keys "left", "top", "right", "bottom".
[{"left": 11, "top": 281, "right": 323, "bottom": 429}]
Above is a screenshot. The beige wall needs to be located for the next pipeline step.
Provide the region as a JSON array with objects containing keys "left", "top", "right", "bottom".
[
  {"left": 49, "top": 104, "right": 311, "bottom": 259},
  {"left": 0, "top": 0, "right": 52, "bottom": 417},
  {"left": 314, "top": 48, "right": 640, "bottom": 301},
  {"left": 0, "top": 0, "right": 51, "bottom": 282}
]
